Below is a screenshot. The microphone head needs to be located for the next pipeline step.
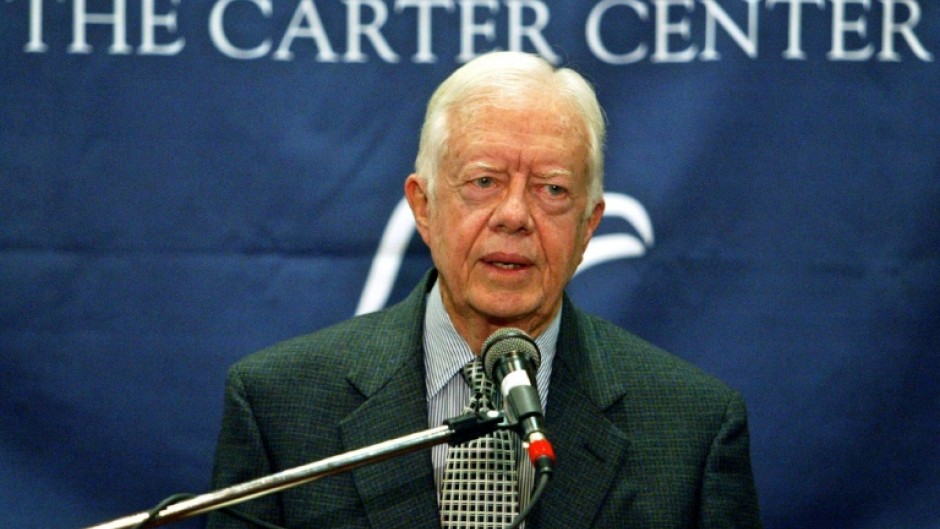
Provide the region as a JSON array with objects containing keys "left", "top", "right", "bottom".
[{"left": 481, "top": 327, "right": 541, "bottom": 380}]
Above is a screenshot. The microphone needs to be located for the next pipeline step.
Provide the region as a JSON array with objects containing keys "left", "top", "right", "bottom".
[{"left": 481, "top": 328, "right": 556, "bottom": 472}]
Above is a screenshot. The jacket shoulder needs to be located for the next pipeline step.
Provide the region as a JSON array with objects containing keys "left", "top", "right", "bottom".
[
  {"left": 569, "top": 308, "right": 740, "bottom": 405},
  {"left": 229, "top": 285, "right": 426, "bottom": 388}
]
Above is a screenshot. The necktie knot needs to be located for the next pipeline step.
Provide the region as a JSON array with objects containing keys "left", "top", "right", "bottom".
[{"left": 462, "top": 358, "right": 499, "bottom": 413}]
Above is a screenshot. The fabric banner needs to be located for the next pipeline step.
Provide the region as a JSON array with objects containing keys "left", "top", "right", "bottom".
[{"left": 1, "top": 1, "right": 937, "bottom": 528}]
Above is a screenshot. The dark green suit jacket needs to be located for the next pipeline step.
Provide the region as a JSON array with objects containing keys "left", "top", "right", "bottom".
[{"left": 207, "top": 271, "right": 762, "bottom": 529}]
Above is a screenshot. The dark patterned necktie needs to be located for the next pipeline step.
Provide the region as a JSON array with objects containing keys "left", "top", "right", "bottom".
[{"left": 440, "top": 358, "right": 519, "bottom": 528}]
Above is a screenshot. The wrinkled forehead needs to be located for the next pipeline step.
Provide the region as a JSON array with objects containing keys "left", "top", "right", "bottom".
[
  {"left": 451, "top": 83, "right": 585, "bottom": 126},
  {"left": 445, "top": 87, "right": 591, "bottom": 161}
]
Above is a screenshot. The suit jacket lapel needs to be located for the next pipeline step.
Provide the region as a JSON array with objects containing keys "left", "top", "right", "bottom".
[
  {"left": 531, "top": 297, "right": 633, "bottom": 529},
  {"left": 338, "top": 273, "right": 441, "bottom": 529}
]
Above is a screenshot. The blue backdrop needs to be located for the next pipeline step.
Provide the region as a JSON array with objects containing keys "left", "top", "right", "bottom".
[{"left": 2, "top": 1, "right": 938, "bottom": 528}]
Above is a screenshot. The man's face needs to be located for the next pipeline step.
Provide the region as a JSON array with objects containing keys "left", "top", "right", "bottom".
[{"left": 406, "top": 93, "right": 604, "bottom": 344}]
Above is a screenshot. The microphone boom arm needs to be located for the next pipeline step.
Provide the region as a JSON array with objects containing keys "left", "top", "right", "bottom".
[{"left": 81, "top": 411, "right": 507, "bottom": 529}]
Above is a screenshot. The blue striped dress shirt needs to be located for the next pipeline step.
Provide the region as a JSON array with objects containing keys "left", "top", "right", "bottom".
[{"left": 423, "top": 278, "right": 559, "bottom": 511}]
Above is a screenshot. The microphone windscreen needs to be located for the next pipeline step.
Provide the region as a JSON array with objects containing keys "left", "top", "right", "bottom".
[{"left": 481, "top": 327, "right": 541, "bottom": 380}]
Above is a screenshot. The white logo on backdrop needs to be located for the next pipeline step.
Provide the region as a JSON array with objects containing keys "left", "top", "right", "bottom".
[{"left": 355, "top": 192, "right": 654, "bottom": 315}]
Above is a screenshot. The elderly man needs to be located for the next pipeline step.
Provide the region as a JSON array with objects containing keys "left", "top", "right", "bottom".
[{"left": 207, "top": 52, "right": 762, "bottom": 529}]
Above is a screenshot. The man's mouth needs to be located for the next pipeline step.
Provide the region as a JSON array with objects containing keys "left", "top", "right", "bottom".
[
  {"left": 490, "top": 261, "right": 525, "bottom": 270},
  {"left": 483, "top": 253, "right": 533, "bottom": 270}
]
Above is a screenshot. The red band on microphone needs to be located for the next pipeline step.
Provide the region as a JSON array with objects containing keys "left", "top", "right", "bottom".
[{"left": 527, "top": 438, "right": 556, "bottom": 465}]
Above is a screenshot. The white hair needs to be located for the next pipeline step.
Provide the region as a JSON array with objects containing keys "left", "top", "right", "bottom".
[{"left": 414, "top": 52, "right": 606, "bottom": 212}]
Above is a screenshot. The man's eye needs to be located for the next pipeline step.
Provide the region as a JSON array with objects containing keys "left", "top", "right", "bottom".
[
  {"left": 476, "top": 177, "right": 494, "bottom": 188},
  {"left": 546, "top": 184, "right": 566, "bottom": 196}
]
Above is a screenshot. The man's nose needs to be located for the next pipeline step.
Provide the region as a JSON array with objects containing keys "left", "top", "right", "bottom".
[{"left": 490, "top": 178, "right": 533, "bottom": 233}]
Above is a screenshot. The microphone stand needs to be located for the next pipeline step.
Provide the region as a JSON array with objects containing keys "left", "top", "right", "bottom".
[{"left": 82, "top": 411, "right": 506, "bottom": 529}]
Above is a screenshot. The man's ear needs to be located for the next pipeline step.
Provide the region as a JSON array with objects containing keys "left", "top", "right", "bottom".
[
  {"left": 405, "top": 173, "right": 432, "bottom": 245},
  {"left": 573, "top": 200, "right": 605, "bottom": 268},
  {"left": 580, "top": 199, "right": 605, "bottom": 254}
]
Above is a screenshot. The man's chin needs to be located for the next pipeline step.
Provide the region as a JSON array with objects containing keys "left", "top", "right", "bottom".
[{"left": 471, "top": 293, "right": 545, "bottom": 327}]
